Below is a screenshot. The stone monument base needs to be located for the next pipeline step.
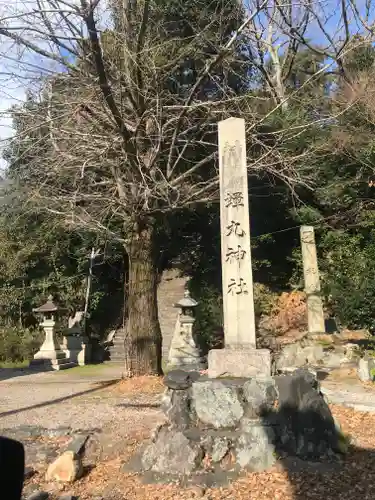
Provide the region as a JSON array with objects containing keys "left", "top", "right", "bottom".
[
  {"left": 125, "top": 369, "right": 344, "bottom": 484},
  {"left": 30, "top": 358, "right": 76, "bottom": 370},
  {"left": 207, "top": 348, "right": 271, "bottom": 378},
  {"left": 167, "top": 356, "right": 206, "bottom": 373},
  {"left": 62, "top": 335, "right": 92, "bottom": 366},
  {"left": 30, "top": 350, "right": 76, "bottom": 370}
]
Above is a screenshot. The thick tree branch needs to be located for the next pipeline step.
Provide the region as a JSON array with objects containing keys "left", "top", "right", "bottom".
[{"left": 80, "top": 0, "right": 133, "bottom": 145}]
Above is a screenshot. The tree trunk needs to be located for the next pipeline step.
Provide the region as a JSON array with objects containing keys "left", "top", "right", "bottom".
[{"left": 124, "top": 221, "right": 163, "bottom": 376}]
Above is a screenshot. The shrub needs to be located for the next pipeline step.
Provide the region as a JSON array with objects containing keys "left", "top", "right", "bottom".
[
  {"left": 267, "top": 290, "right": 308, "bottom": 335},
  {"left": 0, "top": 326, "right": 44, "bottom": 363},
  {"left": 189, "top": 280, "right": 281, "bottom": 352},
  {"left": 189, "top": 281, "right": 223, "bottom": 354},
  {"left": 253, "top": 283, "right": 278, "bottom": 318},
  {"left": 320, "top": 231, "right": 375, "bottom": 332}
]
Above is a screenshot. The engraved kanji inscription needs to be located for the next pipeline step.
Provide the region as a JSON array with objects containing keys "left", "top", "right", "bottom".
[
  {"left": 225, "top": 176, "right": 243, "bottom": 191},
  {"left": 301, "top": 232, "right": 314, "bottom": 244},
  {"left": 224, "top": 191, "right": 244, "bottom": 208},
  {"left": 305, "top": 267, "right": 317, "bottom": 276},
  {"left": 226, "top": 221, "right": 245, "bottom": 237},
  {"left": 222, "top": 141, "right": 242, "bottom": 170},
  {"left": 225, "top": 245, "right": 246, "bottom": 262},
  {"left": 227, "top": 278, "right": 249, "bottom": 295}
]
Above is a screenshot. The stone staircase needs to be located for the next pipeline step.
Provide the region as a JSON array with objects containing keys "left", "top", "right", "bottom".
[
  {"left": 107, "top": 268, "right": 187, "bottom": 365},
  {"left": 157, "top": 269, "right": 188, "bottom": 362},
  {"left": 107, "top": 328, "right": 126, "bottom": 363}
]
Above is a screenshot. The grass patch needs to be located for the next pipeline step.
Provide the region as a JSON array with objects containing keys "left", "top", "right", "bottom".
[
  {"left": 0, "top": 360, "right": 29, "bottom": 369},
  {"left": 55, "top": 363, "right": 110, "bottom": 376},
  {"left": 318, "top": 339, "right": 334, "bottom": 348}
]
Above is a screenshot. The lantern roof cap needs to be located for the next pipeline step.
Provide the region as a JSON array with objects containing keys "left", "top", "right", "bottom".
[
  {"left": 174, "top": 289, "right": 198, "bottom": 308},
  {"left": 33, "top": 295, "right": 59, "bottom": 314}
]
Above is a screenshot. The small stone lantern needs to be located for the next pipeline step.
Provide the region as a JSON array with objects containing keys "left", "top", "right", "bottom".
[
  {"left": 167, "top": 289, "right": 205, "bottom": 371},
  {"left": 31, "top": 295, "right": 74, "bottom": 370},
  {"left": 175, "top": 289, "right": 198, "bottom": 319}
]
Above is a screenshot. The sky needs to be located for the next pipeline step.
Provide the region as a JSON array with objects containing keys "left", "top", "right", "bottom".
[
  {"left": 0, "top": 0, "right": 92, "bottom": 170},
  {"left": 0, "top": 0, "right": 373, "bottom": 171},
  {"left": 0, "top": 0, "right": 26, "bottom": 169}
]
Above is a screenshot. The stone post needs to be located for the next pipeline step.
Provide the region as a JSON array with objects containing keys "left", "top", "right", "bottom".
[
  {"left": 218, "top": 117, "right": 256, "bottom": 347},
  {"left": 167, "top": 290, "right": 205, "bottom": 371},
  {"left": 31, "top": 296, "right": 75, "bottom": 370},
  {"left": 207, "top": 117, "right": 271, "bottom": 378},
  {"left": 62, "top": 311, "right": 92, "bottom": 365},
  {"left": 300, "top": 226, "right": 325, "bottom": 334}
]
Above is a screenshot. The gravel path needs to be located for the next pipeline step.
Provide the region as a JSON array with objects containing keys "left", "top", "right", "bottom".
[
  {"left": 321, "top": 379, "right": 375, "bottom": 412},
  {"left": 0, "top": 365, "right": 163, "bottom": 432},
  {"left": 2, "top": 363, "right": 375, "bottom": 434}
]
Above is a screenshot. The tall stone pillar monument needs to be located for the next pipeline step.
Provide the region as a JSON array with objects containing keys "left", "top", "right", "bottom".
[
  {"left": 208, "top": 117, "right": 271, "bottom": 378},
  {"left": 300, "top": 226, "right": 325, "bottom": 334}
]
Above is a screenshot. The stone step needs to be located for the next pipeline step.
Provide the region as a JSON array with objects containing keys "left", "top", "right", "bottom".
[
  {"left": 157, "top": 269, "right": 188, "bottom": 361},
  {"left": 112, "top": 340, "right": 125, "bottom": 345},
  {"left": 29, "top": 358, "right": 77, "bottom": 371},
  {"left": 110, "top": 350, "right": 124, "bottom": 356},
  {"left": 109, "top": 355, "right": 124, "bottom": 361},
  {"left": 109, "top": 358, "right": 124, "bottom": 363},
  {"left": 113, "top": 332, "right": 126, "bottom": 337},
  {"left": 52, "top": 361, "right": 77, "bottom": 370}
]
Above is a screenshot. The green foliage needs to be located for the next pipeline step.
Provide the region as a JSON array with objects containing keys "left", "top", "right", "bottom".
[
  {"left": 3, "top": 22, "right": 375, "bottom": 367},
  {"left": 0, "top": 187, "right": 125, "bottom": 339},
  {"left": 189, "top": 279, "right": 279, "bottom": 352},
  {"left": 0, "top": 326, "right": 43, "bottom": 362},
  {"left": 320, "top": 231, "right": 375, "bottom": 332},
  {"left": 283, "top": 41, "right": 375, "bottom": 332},
  {"left": 253, "top": 283, "right": 278, "bottom": 318},
  {"left": 190, "top": 280, "right": 223, "bottom": 354}
]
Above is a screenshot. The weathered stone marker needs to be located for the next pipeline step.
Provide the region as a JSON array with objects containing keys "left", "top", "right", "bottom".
[
  {"left": 167, "top": 289, "right": 204, "bottom": 371},
  {"left": 300, "top": 226, "right": 325, "bottom": 334},
  {"left": 218, "top": 117, "right": 256, "bottom": 347},
  {"left": 208, "top": 117, "right": 270, "bottom": 378}
]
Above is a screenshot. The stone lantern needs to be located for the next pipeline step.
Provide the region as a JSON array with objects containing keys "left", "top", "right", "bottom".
[
  {"left": 31, "top": 295, "right": 75, "bottom": 370},
  {"left": 176, "top": 289, "right": 198, "bottom": 318},
  {"left": 167, "top": 289, "right": 205, "bottom": 371}
]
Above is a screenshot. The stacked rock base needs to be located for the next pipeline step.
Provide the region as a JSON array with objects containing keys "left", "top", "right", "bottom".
[{"left": 128, "top": 369, "right": 343, "bottom": 484}]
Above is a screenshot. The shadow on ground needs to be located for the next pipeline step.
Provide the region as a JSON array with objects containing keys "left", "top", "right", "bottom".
[
  {"left": 0, "top": 367, "right": 46, "bottom": 383},
  {"left": 116, "top": 403, "right": 160, "bottom": 409},
  {"left": 0, "top": 380, "right": 118, "bottom": 418},
  {"left": 280, "top": 446, "right": 375, "bottom": 499},
  {"left": 264, "top": 393, "right": 375, "bottom": 499}
]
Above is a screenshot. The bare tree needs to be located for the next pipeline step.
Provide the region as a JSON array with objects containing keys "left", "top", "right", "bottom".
[
  {"left": 0, "top": 0, "right": 373, "bottom": 375},
  {"left": 242, "top": 0, "right": 375, "bottom": 107}
]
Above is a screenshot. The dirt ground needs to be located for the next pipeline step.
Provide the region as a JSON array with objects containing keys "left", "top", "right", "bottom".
[{"left": 21, "top": 375, "right": 375, "bottom": 500}]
